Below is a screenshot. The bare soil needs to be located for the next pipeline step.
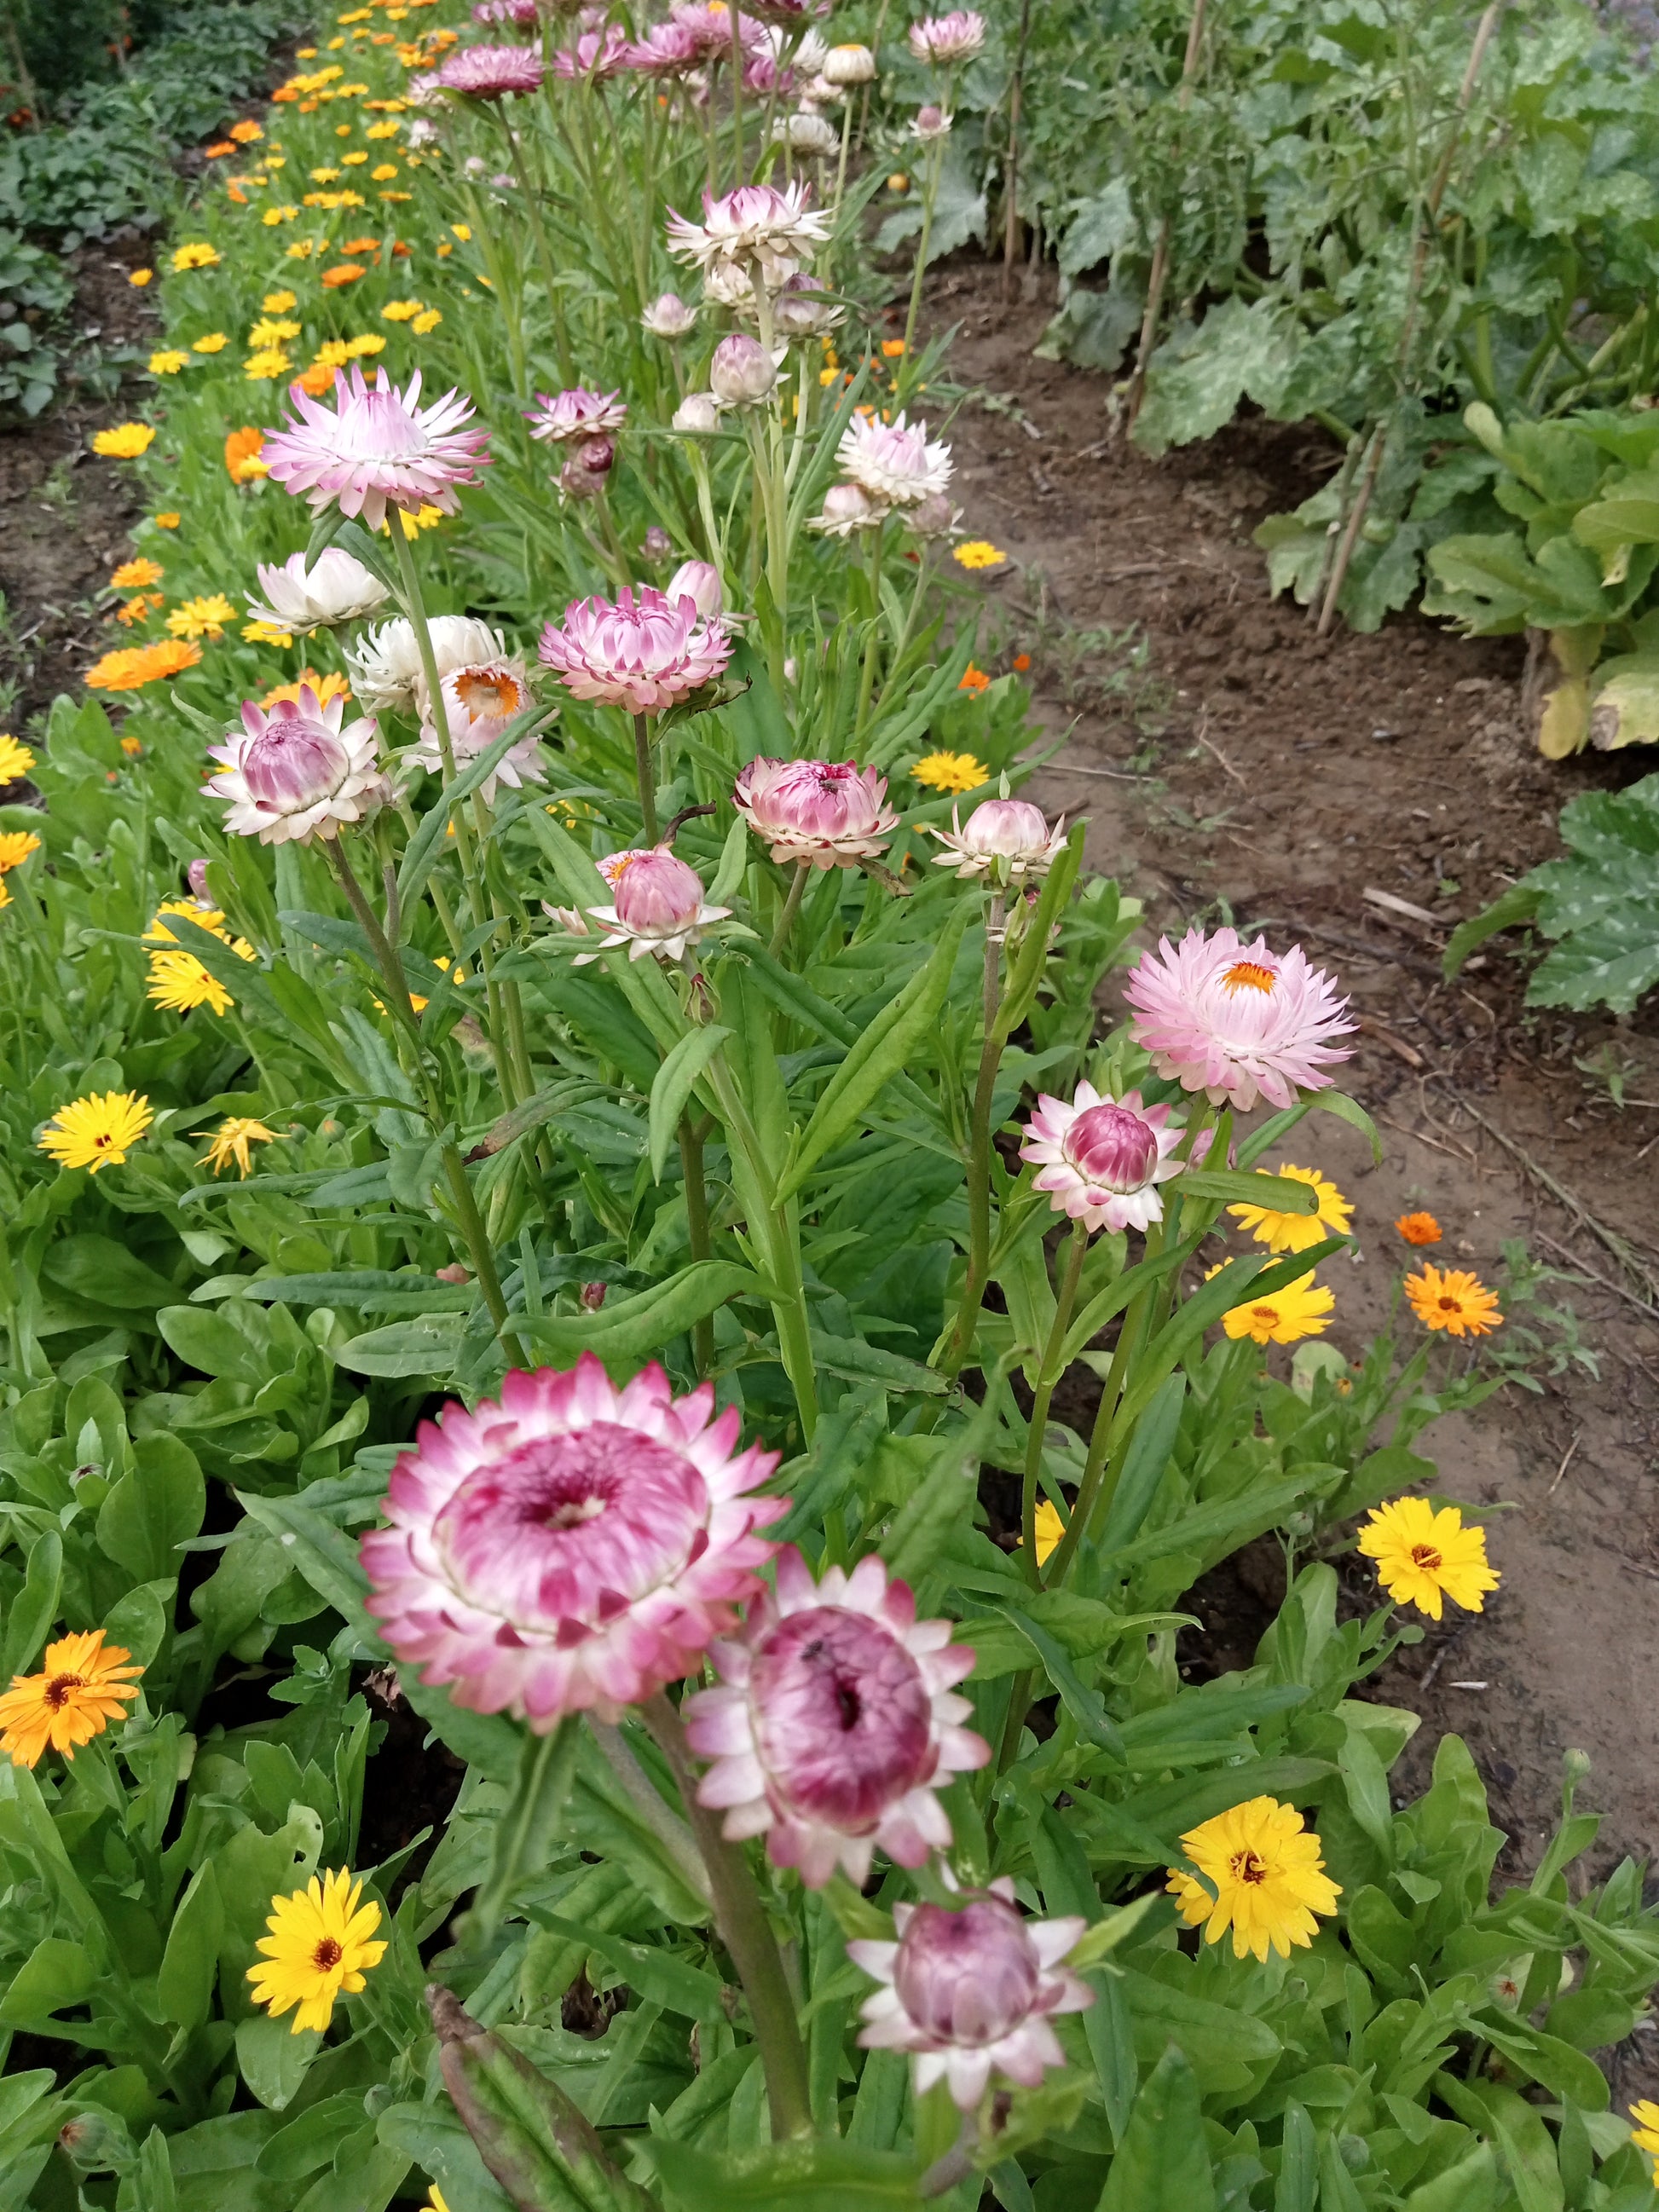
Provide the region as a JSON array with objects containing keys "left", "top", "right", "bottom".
[{"left": 927, "top": 261, "right": 1659, "bottom": 1907}]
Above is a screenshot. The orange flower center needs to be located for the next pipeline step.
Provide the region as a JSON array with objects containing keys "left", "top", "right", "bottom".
[
  {"left": 312, "top": 1938, "right": 344, "bottom": 1971},
  {"left": 93, "top": 1134, "right": 113, "bottom": 1150},
  {"left": 1409, "top": 1543, "right": 1442, "bottom": 1572},
  {"left": 1228, "top": 1849, "right": 1267, "bottom": 1886},
  {"left": 1251, "top": 1304, "right": 1278, "bottom": 1325},
  {"left": 1437, "top": 1295, "right": 1460, "bottom": 1313},
  {"left": 1223, "top": 960, "right": 1277, "bottom": 995},
  {"left": 454, "top": 669, "right": 523, "bottom": 717},
  {"left": 45, "top": 1673, "right": 84, "bottom": 1708}
]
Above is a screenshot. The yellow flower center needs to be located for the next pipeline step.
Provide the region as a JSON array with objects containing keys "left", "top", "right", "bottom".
[
  {"left": 313, "top": 1937, "right": 344, "bottom": 1971},
  {"left": 46, "top": 1673, "right": 84, "bottom": 1708},
  {"left": 1228, "top": 1848, "right": 1267, "bottom": 1885},
  {"left": 1410, "top": 1543, "right": 1442, "bottom": 1572},
  {"left": 1223, "top": 960, "right": 1277, "bottom": 995}
]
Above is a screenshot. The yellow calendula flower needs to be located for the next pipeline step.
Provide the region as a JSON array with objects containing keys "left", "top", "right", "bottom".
[
  {"left": 953, "top": 540, "right": 1008, "bottom": 571},
  {"left": 1404, "top": 1262, "right": 1503, "bottom": 1339},
  {"left": 1227, "top": 1164, "right": 1354, "bottom": 1255},
  {"left": 130, "top": 267, "right": 154, "bottom": 286},
  {"left": 149, "top": 349, "right": 189, "bottom": 375},
  {"left": 387, "top": 503, "right": 444, "bottom": 539},
  {"left": 1628, "top": 2101, "right": 1659, "bottom": 2174},
  {"left": 245, "top": 348, "right": 295, "bottom": 381},
  {"left": 1167, "top": 1797, "right": 1341, "bottom": 1962},
  {"left": 121, "top": 736, "right": 142, "bottom": 758},
  {"left": 0, "top": 881, "right": 11, "bottom": 911},
  {"left": 244, "top": 618, "right": 294, "bottom": 647},
  {"left": 263, "top": 205, "right": 300, "bottom": 226},
  {"left": 0, "top": 830, "right": 42, "bottom": 872},
  {"left": 192, "top": 332, "right": 229, "bottom": 355},
  {"left": 381, "top": 298, "right": 423, "bottom": 321},
  {"left": 1028, "top": 1499, "right": 1066, "bottom": 1568},
  {"left": 411, "top": 309, "right": 442, "bottom": 334},
  {"left": 247, "top": 1868, "right": 387, "bottom": 2035},
  {"left": 147, "top": 950, "right": 239, "bottom": 1017},
  {"left": 199, "top": 1117, "right": 280, "bottom": 1177},
  {"left": 167, "top": 594, "right": 239, "bottom": 641},
  {"left": 1357, "top": 1496, "right": 1500, "bottom": 1621},
  {"left": 249, "top": 317, "right": 303, "bottom": 345},
  {"left": 38, "top": 1090, "right": 153, "bottom": 1174},
  {"left": 370, "top": 162, "right": 398, "bottom": 181},
  {"left": 0, "top": 1629, "right": 142, "bottom": 1768},
  {"left": 367, "top": 119, "right": 402, "bottom": 139},
  {"left": 286, "top": 238, "right": 316, "bottom": 259},
  {"left": 262, "top": 670, "right": 352, "bottom": 712},
  {"left": 171, "top": 241, "right": 221, "bottom": 271},
  {"left": 263, "top": 289, "right": 299, "bottom": 312},
  {"left": 93, "top": 423, "right": 156, "bottom": 459},
  {"left": 342, "top": 151, "right": 369, "bottom": 167},
  {"left": 910, "top": 749, "right": 990, "bottom": 794},
  {"left": 1205, "top": 1259, "right": 1333, "bottom": 1346},
  {"left": 154, "top": 511, "right": 181, "bottom": 529},
  {"left": 345, "top": 333, "right": 385, "bottom": 359},
  {"left": 0, "top": 736, "right": 37, "bottom": 782},
  {"left": 425, "top": 2191, "right": 452, "bottom": 2212}
]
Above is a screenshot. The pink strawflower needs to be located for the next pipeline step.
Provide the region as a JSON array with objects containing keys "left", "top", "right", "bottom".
[
  {"left": 1020, "top": 1082, "right": 1185, "bottom": 1235},
  {"left": 932, "top": 795, "right": 1065, "bottom": 881},
  {"left": 206, "top": 684, "right": 385, "bottom": 847},
  {"left": 909, "top": 9, "right": 986, "bottom": 63},
  {"left": 667, "top": 181, "right": 830, "bottom": 289},
  {"left": 527, "top": 386, "right": 627, "bottom": 444},
  {"left": 838, "top": 409, "right": 952, "bottom": 508},
  {"left": 669, "top": 0, "right": 766, "bottom": 54},
  {"left": 709, "top": 332, "right": 781, "bottom": 407},
  {"left": 360, "top": 1355, "right": 783, "bottom": 1726},
  {"left": 409, "top": 656, "right": 546, "bottom": 803},
  {"left": 734, "top": 758, "right": 897, "bottom": 869},
  {"left": 583, "top": 847, "right": 730, "bottom": 962},
  {"left": 849, "top": 1879, "right": 1091, "bottom": 2111},
  {"left": 808, "top": 481, "right": 882, "bottom": 537},
  {"left": 552, "top": 24, "right": 631, "bottom": 75},
  {"left": 667, "top": 559, "right": 724, "bottom": 617},
  {"left": 473, "top": 0, "right": 540, "bottom": 25},
  {"left": 772, "top": 271, "right": 841, "bottom": 337},
  {"left": 538, "top": 584, "right": 733, "bottom": 714},
  {"left": 642, "top": 291, "right": 697, "bottom": 337},
  {"left": 436, "top": 40, "right": 546, "bottom": 94},
  {"left": 685, "top": 1547, "right": 989, "bottom": 1886},
  {"left": 1123, "top": 927, "right": 1356, "bottom": 1111},
  {"left": 262, "top": 366, "right": 491, "bottom": 531},
  {"left": 627, "top": 19, "right": 702, "bottom": 72}
]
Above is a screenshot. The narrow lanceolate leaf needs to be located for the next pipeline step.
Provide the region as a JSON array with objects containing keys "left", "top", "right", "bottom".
[
  {"left": 776, "top": 898, "right": 971, "bottom": 1203},
  {"left": 515, "top": 1260, "right": 767, "bottom": 1366},
  {"left": 648, "top": 1025, "right": 731, "bottom": 1181},
  {"left": 471, "top": 1720, "right": 581, "bottom": 1940},
  {"left": 396, "top": 711, "right": 553, "bottom": 907}
]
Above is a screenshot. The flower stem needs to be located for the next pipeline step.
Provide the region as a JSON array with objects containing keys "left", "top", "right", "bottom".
[
  {"left": 1020, "top": 1220, "right": 1090, "bottom": 1585},
  {"left": 640, "top": 1692, "right": 812, "bottom": 2140},
  {"left": 767, "top": 863, "right": 808, "bottom": 959},
  {"left": 632, "top": 711, "right": 660, "bottom": 844},
  {"left": 678, "top": 1112, "right": 715, "bottom": 1377},
  {"left": 500, "top": 114, "right": 574, "bottom": 384},
  {"left": 902, "top": 133, "right": 945, "bottom": 362},
  {"left": 939, "top": 893, "right": 1006, "bottom": 1379}
]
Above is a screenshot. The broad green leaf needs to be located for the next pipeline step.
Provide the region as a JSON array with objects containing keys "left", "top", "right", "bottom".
[
  {"left": 634, "top": 2134, "right": 925, "bottom": 2210},
  {"left": 986, "top": 1601, "right": 1124, "bottom": 1761},
  {"left": 648, "top": 1025, "right": 731, "bottom": 1182},
  {"left": 96, "top": 1435, "right": 205, "bottom": 1584},
  {"left": 234, "top": 2015, "right": 322, "bottom": 2115},
  {"left": 0, "top": 1529, "right": 61, "bottom": 1680},
  {"left": 1178, "top": 1169, "right": 1319, "bottom": 1213},
  {"left": 333, "top": 1313, "right": 468, "bottom": 1378},
  {"left": 158, "top": 1864, "right": 224, "bottom": 2035},
  {"left": 1098, "top": 2043, "right": 1216, "bottom": 2211},
  {"left": 471, "top": 1718, "right": 579, "bottom": 1937},
  {"left": 1099, "top": 1374, "right": 1186, "bottom": 1551}
]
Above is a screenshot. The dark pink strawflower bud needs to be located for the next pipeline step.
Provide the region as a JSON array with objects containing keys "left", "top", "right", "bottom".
[
  {"left": 686, "top": 1548, "right": 988, "bottom": 1886},
  {"left": 1065, "top": 1103, "right": 1159, "bottom": 1193},
  {"left": 436, "top": 1263, "right": 471, "bottom": 1284},
  {"left": 612, "top": 849, "right": 704, "bottom": 935},
  {"left": 1020, "top": 1082, "right": 1183, "bottom": 1235},
  {"left": 580, "top": 1281, "right": 607, "bottom": 1311},
  {"left": 558, "top": 447, "right": 610, "bottom": 501},
  {"left": 667, "top": 559, "right": 723, "bottom": 618},
  {"left": 849, "top": 1879, "right": 1091, "bottom": 2110},
  {"left": 574, "top": 434, "right": 615, "bottom": 477}
]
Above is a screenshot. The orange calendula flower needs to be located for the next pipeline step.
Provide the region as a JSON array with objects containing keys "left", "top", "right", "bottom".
[
  {"left": 957, "top": 664, "right": 991, "bottom": 695},
  {"left": 0, "top": 1629, "right": 142, "bottom": 1766},
  {"left": 1013, "top": 652, "right": 1032, "bottom": 672},
  {"left": 1396, "top": 1211, "right": 1442, "bottom": 1246},
  {"left": 1405, "top": 1262, "right": 1502, "bottom": 1338},
  {"left": 154, "top": 511, "right": 182, "bottom": 528},
  {"left": 110, "top": 557, "right": 164, "bottom": 591},
  {"left": 321, "top": 262, "right": 367, "bottom": 288},
  {"left": 121, "top": 736, "right": 142, "bottom": 757},
  {"left": 230, "top": 118, "right": 264, "bottom": 142},
  {"left": 225, "top": 425, "right": 267, "bottom": 482},
  {"left": 85, "top": 638, "right": 203, "bottom": 691}
]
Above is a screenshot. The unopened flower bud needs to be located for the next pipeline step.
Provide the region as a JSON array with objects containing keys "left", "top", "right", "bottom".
[
  {"left": 1064, "top": 1102, "right": 1159, "bottom": 1195},
  {"left": 823, "top": 41, "right": 876, "bottom": 84},
  {"left": 612, "top": 849, "right": 706, "bottom": 935},
  {"left": 782, "top": 107, "right": 838, "bottom": 156},
  {"left": 188, "top": 858, "right": 212, "bottom": 902},
  {"left": 668, "top": 559, "right": 724, "bottom": 618},
  {"left": 912, "top": 103, "right": 952, "bottom": 141},
  {"left": 642, "top": 290, "right": 697, "bottom": 338},
  {"left": 709, "top": 332, "right": 779, "bottom": 407},
  {"left": 673, "top": 390, "right": 720, "bottom": 434},
  {"left": 905, "top": 490, "right": 959, "bottom": 540},
  {"left": 809, "top": 480, "right": 881, "bottom": 536},
  {"left": 643, "top": 523, "right": 674, "bottom": 560},
  {"left": 574, "top": 433, "right": 615, "bottom": 477},
  {"left": 436, "top": 1263, "right": 471, "bottom": 1284},
  {"left": 773, "top": 270, "right": 841, "bottom": 337},
  {"left": 559, "top": 453, "right": 604, "bottom": 500},
  {"left": 580, "top": 1281, "right": 607, "bottom": 1311}
]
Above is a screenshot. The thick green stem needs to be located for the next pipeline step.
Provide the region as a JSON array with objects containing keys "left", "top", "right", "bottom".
[
  {"left": 767, "top": 863, "right": 809, "bottom": 959},
  {"left": 633, "top": 712, "right": 660, "bottom": 845},
  {"left": 939, "top": 894, "right": 1006, "bottom": 1379},
  {"left": 679, "top": 1113, "right": 715, "bottom": 1377},
  {"left": 640, "top": 1693, "right": 812, "bottom": 2140},
  {"left": 1020, "top": 1220, "right": 1090, "bottom": 1585}
]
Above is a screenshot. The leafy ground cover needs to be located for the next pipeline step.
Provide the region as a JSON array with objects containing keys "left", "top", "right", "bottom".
[{"left": 3, "top": 8, "right": 1659, "bottom": 2212}]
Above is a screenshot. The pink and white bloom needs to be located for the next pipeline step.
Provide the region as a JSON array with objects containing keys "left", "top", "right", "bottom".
[
  {"left": 933, "top": 796, "right": 1066, "bottom": 882},
  {"left": 838, "top": 410, "right": 952, "bottom": 508},
  {"left": 539, "top": 584, "right": 733, "bottom": 714},
  {"left": 734, "top": 758, "right": 897, "bottom": 869},
  {"left": 410, "top": 656, "right": 546, "bottom": 802},
  {"left": 263, "top": 366, "right": 491, "bottom": 531},
  {"left": 206, "top": 684, "right": 385, "bottom": 847},
  {"left": 849, "top": 1880, "right": 1091, "bottom": 2110},
  {"left": 669, "top": 1, "right": 765, "bottom": 55},
  {"left": 436, "top": 40, "right": 547, "bottom": 95},
  {"left": 473, "top": 0, "right": 540, "bottom": 26},
  {"left": 360, "top": 1355, "right": 783, "bottom": 1726},
  {"left": 627, "top": 19, "right": 702, "bottom": 72},
  {"left": 909, "top": 9, "right": 986, "bottom": 63},
  {"left": 1123, "top": 927, "right": 1356, "bottom": 1112},
  {"left": 685, "top": 1547, "right": 989, "bottom": 1886},
  {"left": 552, "top": 23, "right": 632, "bottom": 75},
  {"left": 527, "top": 386, "right": 627, "bottom": 444},
  {"left": 667, "top": 559, "right": 724, "bottom": 618},
  {"left": 779, "top": 107, "right": 837, "bottom": 155},
  {"left": 667, "top": 181, "right": 830, "bottom": 290},
  {"left": 584, "top": 847, "right": 731, "bottom": 962},
  {"left": 808, "top": 481, "right": 881, "bottom": 536},
  {"left": 1020, "top": 1082, "right": 1186, "bottom": 1234},
  {"left": 642, "top": 291, "right": 697, "bottom": 338},
  {"left": 823, "top": 40, "right": 876, "bottom": 84},
  {"left": 673, "top": 391, "right": 721, "bottom": 434},
  {"left": 246, "top": 547, "right": 389, "bottom": 634},
  {"left": 348, "top": 613, "right": 505, "bottom": 715}
]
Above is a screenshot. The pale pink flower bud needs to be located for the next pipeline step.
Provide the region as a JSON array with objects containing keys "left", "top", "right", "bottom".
[
  {"left": 205, "top": 685, "right": 384, "bottom": 847},
  {"left": 932, "top": 794, "right": 1066, "bottom": 882},
  {"left": 187, "top": 859, "right": 212, "bottom": 902},
  {"left": 905, "top": 490, "right": 960, "bottom": 540},
  {"left": 772, "top": 270, "right": 842, "bottom": 337},
  {"left": 435, "top": 1262, "right": 471, "bottom": 1284},
  {"left": 849, "top": 1880, "right": 1091, "bottom": 2111},
  {"left": 584, "top": 846, "right": 731, "bottom": 962},
  {"left": 733, "top": 757, "right": 896, "bottom": 869},
  {"left": 911, "top": 103, "right": 952, "bottom": 141},
  {"left": 782, "top": 107, "right": 838, "bottom": 156},
  {"left": 673, "top": 391, "right": 721, "bottom": 434},
  {"left": 808, "top": 480, "right": 881, "bottom": 537},
  {"left": 559, "top": 453, "right": 604, "bottom": 501},
  {"left": 909, "top": 10, "right": 986, "bottom": 64},
  {"left": 1020, "top": 1083, "right": 1184, "bottom": 1235},
  {"left": 823, "top": 41, "right": 876, "bottom": 84},
  {"left": 685, "top": 1547, "right": 989, "bottom": 1886},
  {"left": 667, "top": 559, "right": 724, "bottom": 617},
  {"left": 643, "top": 524, "right": 674, "bottom": 561},
  {"left": 642, "top": 291, "right": 697, "bottom": 338},
  {"left": 710, "top": 332, "right": 779, "bottom": 407}
]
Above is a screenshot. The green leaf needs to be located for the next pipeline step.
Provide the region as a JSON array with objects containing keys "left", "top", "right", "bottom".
[
  {"left": 1099, "top": 1374, "right": 1186, "bottom": 1551},
  {"left": 332, "top": 1313, "right": 467, "bottom": 1378},
  {"left": 521, "top": 1907, "right": 727, "bottom": 2023},
  {"left": 396, "top": 711, "right": 553, "bottom": 907},
  {"left": 96, "top": 1435, "right": 205, "bottom": 1583},
  {"left": 0, "top": 1529, "right": 61, "bottom": 1680},
  {"left": 1444, "top": 882, "right": 1544, "bottom": 977},
  {"left": 776, "top": 899, "right": 971, "bottom": 1202},
  {"left": 517, "top": 1260, "right": 766, "bottom": 1369},
  {"left": 471, "top": 1718, "right": 579, "bottom": 1938},
  {"left": 41, "top": 1235, "right": 179, "bottom": 1314},
  {"left": 0, "top": 1938, "right": 95, "bottom": 2030},
  {"left": 158, "top": 1863, "right": 224, "bottom": 2035},
  {"left": 635, "top": 2134, "right": 926, "bottom": 2210},
  {"left": 986, "top": 1601, "right": 1124, "bottom": 1762},
  {"left": 1179, "top": 1169, "right": 1319, "bottom": 1213},
  {"left": 1275, "top": 2102, "right": 1316, "bottom": 2212},
  {"left": 1098, "top": 2043, "right": 1216, "bottom": 2211},
  {"left": 648, "top": 1025, "right": 731, "bottom": 1182},
  {"left": 234, "top": 2015, "right": 322, "bottom": 2114}
]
